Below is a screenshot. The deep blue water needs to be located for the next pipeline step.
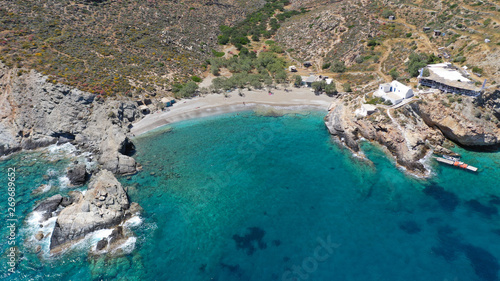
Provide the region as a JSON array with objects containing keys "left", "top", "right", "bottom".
[{"left": 1, "top": 110, "right": 500, "bottom": 281}]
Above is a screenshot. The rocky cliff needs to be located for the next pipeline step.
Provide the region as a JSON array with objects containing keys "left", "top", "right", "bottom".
[
  {"left": 0, "top": 63, "right": 140, "bottom": 174},
  {"left": 49, "top": 170, "right": 140, "bottom": 253},
  {"left": 410, "top": 93, "right": 500, "bottom": 147},
  {"left": 325, "top": 92, "right": 500, "bottom": 176}
]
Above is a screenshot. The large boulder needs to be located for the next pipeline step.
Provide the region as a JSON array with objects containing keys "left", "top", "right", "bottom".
[
  {"left": 67, "top": 163, "right": 88, "bottom": 186},
  {"left": 50, "top": 170, "right": 136, "bottom": 252},
  {"left": 34, "top": 194, "right": 64, "bottom": 221},
  {"left": 34, "top": 194, "right": 63, "bottom": 213}
]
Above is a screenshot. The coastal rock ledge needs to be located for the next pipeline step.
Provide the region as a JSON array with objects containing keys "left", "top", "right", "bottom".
[
  {"left": 0, "top": 63, "right": 141, "bottom": 175},
  {"left": 324, "top": 92, "right": 500, "bottom": 176},
  {"left": 50, "top": 170, "right": 140, "bottom": 253}
]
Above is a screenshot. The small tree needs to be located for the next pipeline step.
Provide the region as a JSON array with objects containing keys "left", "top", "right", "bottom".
[
  {"left": 422, "top": 67, "right": 430, "bottom": 77},
  {"left": 275, "top": 70, "right": 288, "bottom": 84},
  {"left": 325, "top": 83, "right": 337, "bottom": 96},
  {"left": 343, "top": 83, "right": 352, "bottom": 92},
  {"left": 389, "top": 68, "right": 399, "bottom": 80},
  {"left": 294, "top": 75, "right": 302, "bottom": 87},
  {"left": 312, "top": 80, "right": 327, "bottom": 94},
  {"left": 179, "top": 81, "right": 198, "bottom": 97},
  {"left": 330, "top": 60, "right": 346, "bottom": 73},
  {"left": 407, "top": 53, "right": 429, "bottom": 77}
]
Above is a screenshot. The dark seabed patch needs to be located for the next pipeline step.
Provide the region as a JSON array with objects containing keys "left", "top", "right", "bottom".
[
  {"left": 220, "top": 262, "right": 243, "bottom": 277},
  {"left": 233, "top": 227, "right": 267, "bottom": 255},
  {"left": 399, "top": 220, "right": 421, "bottom": 234},
  {"left": 423, "top": 184, "right": 460, "bottom": 212},
  {"left": 426, "top": 217, "right": 442, "bottom": 225},
  {"left": 462, "top": 244, "right": 500, "bottom": 281},
  {"left": 432, "top": 225, "right": 462, "bottom": 262},
  {"left": 433, "top": 226, "right": 499, "bottom": 281},
  {"left": 465, "top": 200, "right": 498, "bottom": 218}
]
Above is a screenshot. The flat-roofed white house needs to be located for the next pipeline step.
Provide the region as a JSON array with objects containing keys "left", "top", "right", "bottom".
[{"left": 374, "top": 80, "right": 413, "bottom": 105}]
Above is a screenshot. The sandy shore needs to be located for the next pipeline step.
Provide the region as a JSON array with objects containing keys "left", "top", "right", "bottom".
[{"left": 130, "top": 87, "right": 334, "bottom": 136}]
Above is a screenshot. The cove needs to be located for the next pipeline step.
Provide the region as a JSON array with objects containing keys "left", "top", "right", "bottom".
[{"left": 1, "top": 110, "right": 500, "bottom": 281}]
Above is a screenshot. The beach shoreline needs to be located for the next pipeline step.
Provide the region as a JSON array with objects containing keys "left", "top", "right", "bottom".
[{"left": 130, "top": 87, "right": 334, "bottom": 136}]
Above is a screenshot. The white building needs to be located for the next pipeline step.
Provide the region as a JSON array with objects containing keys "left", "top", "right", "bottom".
[
  {"left": 418, "top": 63, "right": 483, "bottom": 96},
  {"left": 355, "top": 104, "right": 378, "bottom": 117},
  {"left": 374, "top": 80, "right": 413, "bottom": 105}
]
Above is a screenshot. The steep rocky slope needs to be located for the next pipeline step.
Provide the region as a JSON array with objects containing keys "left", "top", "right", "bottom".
[
  {"left": 0, "top": 63, "right": 139, "bottom": 174},
  {"left": 411, "top": 93, "right": 500, "bottom": 147}
]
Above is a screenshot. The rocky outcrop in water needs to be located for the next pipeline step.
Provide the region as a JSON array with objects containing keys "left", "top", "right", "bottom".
[
  {"left": 325, "top": 92, "right": 500, "bottom": 176},
  {"left": 49, "top": 170, "right": 141, "bottom": 252},
  {"left": 0, "top": 63, "right": 140, "bottom": 175}
]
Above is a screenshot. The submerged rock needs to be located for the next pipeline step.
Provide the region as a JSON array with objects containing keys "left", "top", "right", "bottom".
[
  {"left": 34, "top": 231, "right": 44, "bottom": 241},
  {"left": 49, "top": 170, "right": 139, "bottom": 252}
]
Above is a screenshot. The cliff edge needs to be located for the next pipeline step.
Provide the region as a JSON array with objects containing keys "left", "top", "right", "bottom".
[
  {"left": 0, "top": 64, "right": 140, "bottom": 174},
  {"left": 325, "top": 91, "right": 500, "bottom": 176}
]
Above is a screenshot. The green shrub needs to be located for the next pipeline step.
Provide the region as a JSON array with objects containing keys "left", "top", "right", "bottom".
[
  {"left": 322, "top": 62, "right": 331, "bottom": 69},
  {"left": 218, "top": 35, "right": 230, "bottom": 45},
  {"left": 212, "top": 50, "right": 225, "bottom": 57},
  {"left": 191, "top": 76, "right": 202, "bottom": 83},
  {"left": 381, "top": 10, "right": 395, "bottom": 18},
  {"left": 330, "top": 60, "right": 346, "bottom": 73},
  {"left": 389, "top": 68, "right": 399, "bottom": 80},
  {"left": 367, "top": 39, "right": 380, "bottom": 47},
  {"left": 472, "top": 66, "right": 483, "bottom": 74},
  {"left": 343, "top": 83, "right": 352, "bottom": 92}
]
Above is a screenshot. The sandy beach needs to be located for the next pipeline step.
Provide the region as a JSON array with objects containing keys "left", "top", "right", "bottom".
[{"left": 130, "top": 87, "right": 334, "bottom": 136}]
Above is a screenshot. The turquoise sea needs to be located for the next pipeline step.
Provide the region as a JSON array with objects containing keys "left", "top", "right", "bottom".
[{"left": 1, "top": 110, "right": 500, "bottom": 281}]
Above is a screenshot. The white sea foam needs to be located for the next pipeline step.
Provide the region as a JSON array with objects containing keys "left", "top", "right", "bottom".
[
  {"left": 23, "top": 210, "right": 59, "bottom": 258},
  {"left": 47, "top": 143, "right": 77, "bottom": 155},
  {"left": 58, "top": 176, "right": 70, "bottom": 189},
  {"left": 111, "top": 237, "right": 137, "bottom": 255},
  {"left": 46, "top": 168, "right": 59, "bottom": 178},
  {"left": 123, "top": 215, "right": 142, "bottom": 228},
  {"left": 26, "top": 211, "right": 44, "bottom": 227}
]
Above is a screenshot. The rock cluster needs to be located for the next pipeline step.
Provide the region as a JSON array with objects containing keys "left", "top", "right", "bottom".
[{"left": 49, "top": 170, "right": 140, "bottom": 252}]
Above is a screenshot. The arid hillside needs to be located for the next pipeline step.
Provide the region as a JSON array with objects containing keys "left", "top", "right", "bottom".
[
  {"left": 1, "top": 0, "right": 499, "bottom": 98},
  {"left": 0, "top": 0, "right": 264, "bottom": 96},
  {"left": 276, "top": 0, "right": 500, "bottom": 91}
]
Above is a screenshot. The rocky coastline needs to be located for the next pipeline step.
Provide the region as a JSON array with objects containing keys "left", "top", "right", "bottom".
[
  {"left": 0, "top": 63, "right": 145, "bottom": 254},
  {"left": 324, "top": 90, "right": 500, "bottom": 177},
  {"left": 0, "top": 63, "right": 140, "bottom": 175}
]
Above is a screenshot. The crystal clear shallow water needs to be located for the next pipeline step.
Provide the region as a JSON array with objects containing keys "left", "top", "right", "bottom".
[{"left": 1, "top": 111, "right": 500, "bottom": 281}]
